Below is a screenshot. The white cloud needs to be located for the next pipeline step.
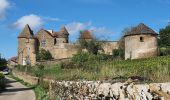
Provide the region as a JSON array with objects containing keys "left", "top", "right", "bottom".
[
  {"left": 65, "top": 22, "right": 92, "bottom": 34},
  {"left": 12, "top": 14, "right": 43, "bottom": 29},
  {"left": 65, "top": 21, "right": 113, "bottom": 35},
  {"left": 0, "top": 0, "right": 10, "bottom": 20}
]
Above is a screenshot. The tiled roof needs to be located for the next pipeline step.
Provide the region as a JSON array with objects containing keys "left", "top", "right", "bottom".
[
  {"left": 80, "top": 30, "right": 93, "bottom": 39},
  {"left": 18, "top": 24, "right": 34, "bottom": 38},
  {"left": 51, "top": 26, "right": 69, "bottom": 38},
  {"left": 60, "top": 26, "right": 69, "bottom": 35},
  {"left": 36, "top": 26, "right": 69, "bottom": 38},
  {"left": 9, "top": 57, "right": 18, "bottom": 63},
  {"left": 124, "top": 23, "right": 158, "bottom": 37}
]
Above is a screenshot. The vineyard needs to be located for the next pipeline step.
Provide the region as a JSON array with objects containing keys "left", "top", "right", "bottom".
[{"left": 16, "top": 55, "right": 170, "bottom": 82}]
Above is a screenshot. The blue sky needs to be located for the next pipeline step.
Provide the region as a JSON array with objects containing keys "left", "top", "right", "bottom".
[{"left": 0, "top": 0, "right": 170, "bottom": 59}]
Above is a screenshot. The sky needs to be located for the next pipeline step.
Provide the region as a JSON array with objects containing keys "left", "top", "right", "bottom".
[{"left": 0, "top": 0, "right": 170, "bottom": 59}]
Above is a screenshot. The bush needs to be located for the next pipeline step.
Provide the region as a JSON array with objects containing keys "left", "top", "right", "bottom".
[
  {"left": 0, "top": 73, "right": 5, "bottom": 90},
  {"left": 79, "top": 39, "right": 102, "bottom": 55},
  {"left": 160, "top": 47, "right": 170, "bottom": 56},
  {"left": 0, "top": 58, "right": 7, "bottom": 66},
  {"left": 36, "top": 49, "right": 53, "bottom": 61},
  {"left": 62, "top": 52, "right": 116, "bottom": 71},
  {"left": 112, "top": 48, "right": 124, "bottom": 59}
]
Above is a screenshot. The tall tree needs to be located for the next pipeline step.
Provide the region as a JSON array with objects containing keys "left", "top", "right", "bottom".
[{"left": 159, "top": 23, "right": 170, "bottom": 47}]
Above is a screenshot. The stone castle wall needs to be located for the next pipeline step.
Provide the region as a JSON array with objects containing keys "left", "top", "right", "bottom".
[
  {"left": 125, "top": 35, "right": 158, "bottom": 60},
  {"left": 101, "top": 41, "right": 119, "bottom": 55}
]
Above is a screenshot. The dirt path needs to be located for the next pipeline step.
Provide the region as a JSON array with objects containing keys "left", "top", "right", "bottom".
[{"left": 0, "top": 77, "right": 36, "bottom": 100}]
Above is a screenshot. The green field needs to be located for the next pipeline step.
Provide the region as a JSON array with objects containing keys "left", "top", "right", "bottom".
[{"left": 16, "top": 55, "right": 170, "bottom": 82}]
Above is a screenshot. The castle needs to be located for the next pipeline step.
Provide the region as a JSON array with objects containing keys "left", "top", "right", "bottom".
[{"left": 17, "top": 23, "right": 158, "bottom": 66}]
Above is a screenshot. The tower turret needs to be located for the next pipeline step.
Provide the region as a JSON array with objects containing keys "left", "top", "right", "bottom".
[{"left": 18, "top": 24, "right": 37, "bottom": 66}]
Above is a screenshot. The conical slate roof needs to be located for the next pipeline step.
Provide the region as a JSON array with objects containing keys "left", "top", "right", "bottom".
[
  {"left": 18, "top": 24, "right": 34, "bottom": 38},
  {"left": 124, "top": 23, "right": 158, "bottom": 37}
]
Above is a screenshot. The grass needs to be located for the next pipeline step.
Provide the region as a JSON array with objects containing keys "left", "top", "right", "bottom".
[
  {"left": 9, "top": 74, "right": 49, "bottom": 100},
  {"left": 15, "top": 55, "right": 170, "bottom": 82}
]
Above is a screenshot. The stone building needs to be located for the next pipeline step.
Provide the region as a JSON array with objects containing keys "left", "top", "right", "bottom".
[
  {"left": 17, "top": 23, "right": 158, "bottom": 66},
  {"left": 124, "top": 23, "right": 158, "bottom": 60},
  {"left": 18, "top": 24, "right": 118, "bottom": 66},
  {"left": 18, "top": 25, "right": 37, "bottom": 66}
]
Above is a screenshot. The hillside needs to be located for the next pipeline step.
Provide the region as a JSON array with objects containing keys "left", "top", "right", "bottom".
[{"left": 15, "top": 55, "right": 170, "bottom": 82}]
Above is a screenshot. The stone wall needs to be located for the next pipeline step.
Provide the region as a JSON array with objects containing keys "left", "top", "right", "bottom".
[
  {"left": 53, "top": 43, "right": 79, "bottom": 59},
  {"left": 12, "top": 70, "right": 170, "bottom": 100},
  {"left": 101, "top": 41, "right": 118, "bottom": 55},
  {"left": 12, "top": 69, "right": 38, "bottom": 85},
  {"left": 49, "top": 80, "right": 170, "bottom": 100},
  {"left": 36, "top": 58, "right": 70, "bottom": 65}
]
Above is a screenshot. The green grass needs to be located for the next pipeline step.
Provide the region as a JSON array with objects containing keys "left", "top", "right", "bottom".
[{"left": 15, "top": 56, "right": 170, "bottom": 82}]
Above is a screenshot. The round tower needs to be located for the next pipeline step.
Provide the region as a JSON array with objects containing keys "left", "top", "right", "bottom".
[
  {"left": 124, "top": 23, "right": 158, "bottom": 60},
  {"left": 18, "top": 24, "right": 37, "bottom": 66}
]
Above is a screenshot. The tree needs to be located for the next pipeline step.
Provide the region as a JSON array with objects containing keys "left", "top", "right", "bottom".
[
  {"left": 36, "top": 49, "right": 53, "bottom": 61},
  {"left": 159, "top": 23, "right": 170, "bottom": 47},
  {"left": 79, "top": 38, "right": 102, "bottom": 55},
  {"left": 0, "top": 58, "right": 7, "bottom": 66}
]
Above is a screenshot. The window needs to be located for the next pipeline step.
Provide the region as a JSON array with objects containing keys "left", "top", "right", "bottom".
[
  {"left": 41, "top": 33, "right": 46, "bottom": 46},
  {"left": 54, "top": 39, "right": 57, "bottom": 45},
  {"left": 140, "top": 37, "right": 144, "bottom": 42},
  {"left": 41, "top": 40, "right": 46, "bottom": 47}
]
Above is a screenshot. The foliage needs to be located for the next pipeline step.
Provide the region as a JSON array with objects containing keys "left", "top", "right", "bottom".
[
  {"left": 0, "top": 73, "right": 5, "bottom": 90},
  {"left": 160, "top": 47, "right": 170, "bottom": 56},
  {"left": 112, "top": 48, "right": 124, "bottom": 59},
  {"left": 36, "top": 49, "right": 53, "bottom": 61},
  {"left": 34, "top": 85, "right": 49, "bottom": 100},
  {"left": 14, "top": 56, "right": 170, "bottom": 82},
  {"left": 159, "top": 24, "right": 170, "bottom": 47},
  {"left": 62, "top": 52, "right": 115, "bottom": 71},
  {"left": 79, "top": 38, "right": 102, "bottom": 55},
  {"left": 0, "top": 58, "right": 7, "bottom": 67}
]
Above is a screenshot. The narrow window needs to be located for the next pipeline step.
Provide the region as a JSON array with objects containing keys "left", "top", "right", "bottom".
[
  {"left": 54, "top": 39, "right": 57, "bottom": 45},
  {"left": 140, "top": 37, "right": 144, "bottom": 42},
  {"left": 41, "top": 40, "right": 46, "bottom": 47}
]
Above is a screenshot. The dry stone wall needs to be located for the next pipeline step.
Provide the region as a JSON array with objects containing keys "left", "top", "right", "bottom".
[
  {"left": 12, "top": 70, "right": 170, "bottom": 100},
  {"left": 49, "top": 80, "right": 170, "bottom": 100}
]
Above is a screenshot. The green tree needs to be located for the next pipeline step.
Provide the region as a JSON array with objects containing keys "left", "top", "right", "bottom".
[
  {"left": 79, "top": 39, "right": 102, "bottom": 55},
  {"left": 0, "top": 58, "right": 7, "bottom": 66},
  {"left": 159, "top": 23, "right": 170, "bottom": 47},
  {"left": 36, "top": 49, "right": 53, "bottom": 61}
]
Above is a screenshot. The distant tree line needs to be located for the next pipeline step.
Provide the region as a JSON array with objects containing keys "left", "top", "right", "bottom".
[
  {"left": 158, "top": 23, "right": 170, "bottom": 56},
  {"left": 0, "top": 55, "right": 7, "bottom": 67}
]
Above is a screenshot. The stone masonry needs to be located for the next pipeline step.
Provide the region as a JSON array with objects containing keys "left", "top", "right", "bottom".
[{"left": 18, "top": 23, "right": 158, "bottom": 66}]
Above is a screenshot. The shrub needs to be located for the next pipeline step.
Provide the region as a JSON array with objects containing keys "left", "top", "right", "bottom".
[
  {"left": 160, "top": 47, "right": 170, "bottom": 56},
  {"left": 36, "top": 49, "right": 53, "bottom": 61},
  {"left": 0, "top": 73, "right": 5, "bottom": 90},
  {"left": 112, "top": 48, "right": 124, "bottom": 59},
  {"left": 62, "top": 52, "right": 116, "bottom": 71},
  {"left": 0, "top": 58, "right": 7, "bottom": 66}
]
